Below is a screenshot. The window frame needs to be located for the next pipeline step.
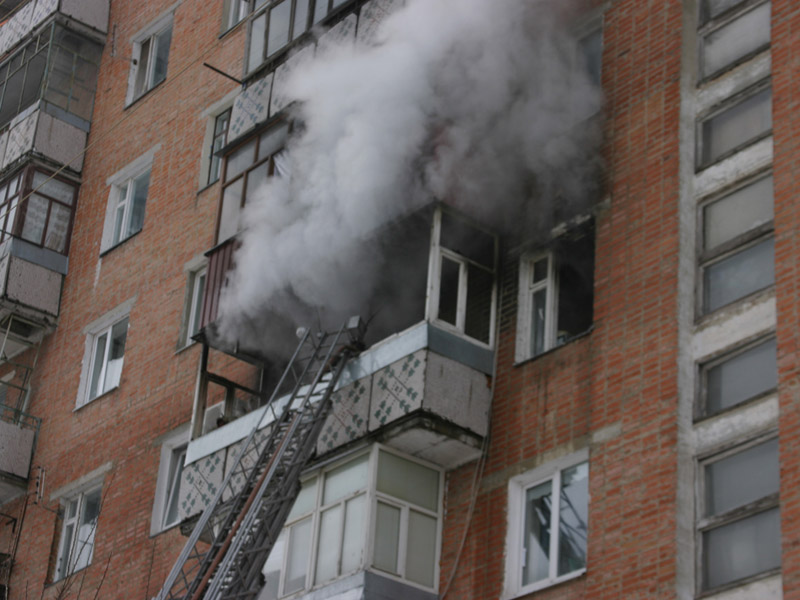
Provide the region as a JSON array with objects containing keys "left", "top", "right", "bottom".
[
  {"left": 261, "top": 445, "right": 444, "bottom": 598},
  {"left": 54, "top": 485, "right": 103, "bottom": 581},
  {"left": 695, "top": 433, "right": 781, "bottom": 593},
  {"left": 426, "top": 207, "right": 497, "bottom": 348},
  {"left": 208, "top": 108, "right": 232, "bottom": 186},
  {"left": 151, "top": 424, "right": 190, "bottom": 535},
  {"left": 504, "top": 449, "right": 589, "bottom": 599},
  {"left": 127, "top": 15, "right": 173, "bottom": 104},
  {"left": 76, "top": 299, "right": 135, "bottom": 409},
  {"left": 85, "top": 316, "right": 129, "bottom": 404},
  {"left": 222, "top": 0, "right": 252, "bottom": 33},
  {"left": 516, "top": 251, "right": 559, "bottom": 362},
  {"left": 695, "top": 334, "right": 777, "bottom": 420},
  {"left": 179, "top": 259, "right": 208, "bottom": 349},
  {"left": 696, "top": 171, "right": 774, "bottom": 316},
  {"left": 695, "top": 79, "right": 772, "bottom": 170}
]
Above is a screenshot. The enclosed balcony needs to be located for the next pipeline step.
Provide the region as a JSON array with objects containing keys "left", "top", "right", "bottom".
[
  {"left": 179, "top": 206, "right": 495, "bottom": 529},
  {"left": 0, "top": 402, "right": 39, "bottom": 503}
]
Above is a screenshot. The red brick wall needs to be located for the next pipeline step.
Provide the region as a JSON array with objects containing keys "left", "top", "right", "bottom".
[
  {"left": 8, "top": 0, "right": 248, "bottom": 596},
  {"left": 439, "top": 0, "right": 685, "bottom": 597}
]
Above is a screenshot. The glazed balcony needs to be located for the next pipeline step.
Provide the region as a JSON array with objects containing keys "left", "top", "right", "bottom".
[{"left": 0, "top": 402, "right": 39, "bottom": 503}]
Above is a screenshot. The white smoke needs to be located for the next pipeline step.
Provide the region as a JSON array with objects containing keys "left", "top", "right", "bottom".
[{"left": 217, "top": 0, "right": 602, "bottom": 351}]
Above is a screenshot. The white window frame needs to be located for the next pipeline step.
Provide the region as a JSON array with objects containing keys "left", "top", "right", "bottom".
[
  {"left": 179, "top": 255, "right": 208, "bottom": 348},
  {"left": 151, "top": 424, "right": 190, "bottom": 535},
  {"left": 426, "top": 208, "right": 497, "bottom": 348},
  {"left": 261, "top": 445, "right": 443, "bottom": 598},
  {"left": 54, "top": 485, "right": 103, "bottom": 581},
  {"left": 76, "top": 298, "right": 136, "bottom": 409},
  {"left": 504, "top": 448, "right": 589, "bottom": 599},
  {"left": 515, "top": 251, "right": 558, "bottom": 362},
  {"left": 101, "top": 146, "right": 159, "bottom": 252},
  {"left": 127, "top": 13, "right": 174, "bottom": 104},
  {"left": 223, "top": 0, "right": 251, "bottom": 32}
]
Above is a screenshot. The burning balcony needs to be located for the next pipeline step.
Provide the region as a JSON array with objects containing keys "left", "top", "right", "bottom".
[{"left": 0, "top": 402, "right": 39, "bottom": 503}]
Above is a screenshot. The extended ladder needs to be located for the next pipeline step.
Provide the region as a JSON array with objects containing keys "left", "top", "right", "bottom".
[{"left": 157, "top": 318, "right": 362, "bottom": 600}]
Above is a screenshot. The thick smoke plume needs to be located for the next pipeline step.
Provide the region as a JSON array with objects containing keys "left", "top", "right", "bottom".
[{"left": 217, "top": 0, "right": 602, "bottom": 354}]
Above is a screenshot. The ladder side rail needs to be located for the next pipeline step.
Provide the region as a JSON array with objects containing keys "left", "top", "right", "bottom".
[
  {"left": 158, "top": 330, "right": 316, "bottom": 600},
  {"left": 208, "top": 342, "right": 353, "bottom": 600}
]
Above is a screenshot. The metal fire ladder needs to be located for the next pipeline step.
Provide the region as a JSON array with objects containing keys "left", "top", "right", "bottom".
[{"left": 157, "top": 317, "right": 362, "bottom": 600}]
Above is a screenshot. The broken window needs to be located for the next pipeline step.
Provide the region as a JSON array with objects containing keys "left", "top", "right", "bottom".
[
  {"left": 260, "top": 447, "right": 441, "bottom": 598},
  {"left": 698, "top": 336, "right": 777, "bottom": 418},
  {"left": 698, "top": 437, "right": 781, "bottom": 591},
  {"left": 699, "top": 174, "right": 774, "bottom": 314},
  {"left": 429, "top": 209, "right": 497, "bottom": 346},
  {"left": 516, "top": 227, "right": 595, "bottom": 362},
  {"left": 699, "top": 1, "right": 770, "bottom": 80},
  {"left": 698, "top": 83, "right": 772, "bottom": 168},
  {"left": 218, "top": 122, "right": 289, "bottom": 243}
]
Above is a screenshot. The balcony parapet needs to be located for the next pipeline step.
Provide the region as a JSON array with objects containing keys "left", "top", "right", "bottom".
[
  {"left": 0, "top": 402, "right": 39, "bottom": 503},
  {"left": 178, "top": 321, "right": 492, "bottom": 524},
  {"left": 0, "top": 0, "right": 108, "bottom": 61}
]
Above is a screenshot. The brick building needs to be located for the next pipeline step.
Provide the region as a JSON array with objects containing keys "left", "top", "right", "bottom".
[{"left": 0, "top": 0, "right": 794, "bottom": 599}]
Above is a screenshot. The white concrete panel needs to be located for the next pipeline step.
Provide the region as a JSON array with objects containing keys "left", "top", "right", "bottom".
[
  {"left": 424, "top": 351, "right": 491, "bottom": 437},
  {"left": 229, "top": 73, "right": 273, "bottom": 142},
  {"left": 693, "top": 395, "right": 779, "bottom": 455},
  {"left": 59, "top": 0, "right": 110, "bottom": 32},
  {"left": 6, "top": 256, "right": 62, "bottom": 316},
  {"left": 2, "top": 111, "right": 38, "bottom": 170},
  {"left": 33, "top": 111, "right": 87, "bottom": 172},
  {"left": 0, "top": 419, "right": 35, "bottom": 477},
  {"left": 692, "top": 294, "right": 775, "bottom": 362},
  {"left": 704, "top": 574, "right": 781, "bottom": 600},
  {"left": 0, "top": 1, "right": 34, "bottom": 57}
]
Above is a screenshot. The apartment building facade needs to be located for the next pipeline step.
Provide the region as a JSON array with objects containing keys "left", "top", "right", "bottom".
[{"left": 0, "top": 0, "right": 796, "bottom": 599}]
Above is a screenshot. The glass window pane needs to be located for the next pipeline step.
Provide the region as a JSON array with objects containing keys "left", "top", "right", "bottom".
[
  {"left": 21, "top": 50, "right": 46, "bottom": 108},
  {"left": 33, "top": 172, "right": 75, "bottom": 205},
  {"left": 104, "top": 319, "right": 128, "bottom": 392},
  {"left": 152, "top": 25, "right": 172, "bottom": 87},
  {"left": 245, "top": 163, "right": 269, "bottom": 205},
  {"left": 465, "top": 264, "right": 493, "bottom": 344},
  {"left": 557, "top": 463, "right": 588, "bottom": 576},
  {"left": 530, "top": 288, "right": 547, "bottom": 357},
  {"left": 579, "top": 28, "right": 602, "bottom": 86},
  {"left": 189, "top": 272, "right": 206, "bottom": 337},
  {"left": 704, "top": 0, "right": 746, "bottom": 21},
  {"left": 703, "top": 176, "right": 773, "bottom": 250},
  {"left": 702, "top": 3, "right": 770, "bottom": 77},
  {"left": 703, "top": 508, "right": 781, "bottom": 589},
  {"left": 134, "top": 37, "right": 151, "bottom": 97},
  {"left": 285, "top": 517, "right": 312, "bottom": 594},
  {"left": 259, "top": 123, "right": 289, "bottom": 161},
  {"left": 704, "top": 237, "right": 774, "bottom": 312},
  {"left": 20, "top": 194, "right": 49, "bottom": 245},
  {"left": 322, "top": 453, "right": 368, "bottom": 505},
  {"left": 373, "top": 502, "right": 400, "bottom": 574},
  {"left": 293, "top": 0, "right": 311, "bottom": 39},
  {"left": 267, "top": 1, "right": 292, "bottom": 56},
  {"left": 701, "top": 88, "right": 772, "bottom": 166},
  {"left": 226, "top": 140, "right": 256, "bottom": 181},
  {"left": 532, "top": 257, "right": 549, "bottom": 283},
  {"left": 706, "top": 438, "right": 779, "bottom": 517},
  {"left": 74, "top": 489, "right": 101, "bottom": 572},
  {"left": 261, "top": 530, "right": 285, "bottom": 600},
  {"left": 377, "top": 451, "right": 439, "bottom": 511},
  {"left": 706, "top": 338, "right": 776, "bottom": 414},
  {"left": 438, "top": 256, "right": 460, "bottom": 326},
  {"left": 523, "top": 480, "right": 552, "bottom": 586},
  {"left": 315, "top": 505, "right": 343, "bottom": 584},
  {"left": 248, "top": 14, "right": 267, "bottom": 72},
  {"left": 58, "top": 522, "right": 75, "bottom": 579},
  {"left": 406, "top": 510, "right": 436, "bottom": 587},
  {"left": 218, "top": 180, "right": 244, "bottom": 242},
  {"left": 89, "top": 332, "right": 107, "bottom": 399},
  {"left": 129, "top": 171, "right": 150, "bottom": 236},
  {"left": 0, "top": 69, "right": 24, "bottom": 125},
  {"left": 288, "top": 477, "right": 318, "bottom": 520},
  {"left": 314, "top": 0, "right": 328, "bottom": 24},
  {"left": 44, "top": 203, "right": 71, "bottom": 253},
  {"left": 342, "top": 494, "right": 365, "bottom": 574}
]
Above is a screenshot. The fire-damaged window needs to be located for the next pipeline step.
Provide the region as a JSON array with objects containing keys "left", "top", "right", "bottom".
[
  {"left": 429, "top": 208, "right": 497, "bottom": 346},
  {"left": 218, "top": 121, "right": 290, "bottom": 243},
  {"left": 515, "top": 227, "right": 595, "bottom": 362}
]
